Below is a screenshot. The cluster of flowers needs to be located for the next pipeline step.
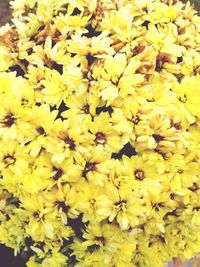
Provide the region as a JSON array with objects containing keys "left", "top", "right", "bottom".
[{"left": 0, "top": 0, "right": 200, "bottom": 266}]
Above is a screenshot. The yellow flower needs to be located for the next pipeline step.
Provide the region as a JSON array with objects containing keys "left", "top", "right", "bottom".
[
  {"left": 41, "top": 251, "right": 67, "bottom": 267},
  {"left": 0, "top": 141, "right": 29, "bottom": 176},
  {"left": 16, "top": 194, "right": 72, "bottom": 242},
  {"left": 64, "top": 0, "right": 89, "bottom": 12},
  {"left": 0, "top": 95, "right": 30, "bottom": 141},
  {"left": 66, "top": 31, "right": 115, "bottom": 57},
  {"left": 0, "top": 46, "right": 14, "bottom": 71},
  {"left": 100, "top": 5, "right": 141, "bottom": 43},
  {"left": 10, "top": 0, "right": 37, "bottom": 17},
  {"left": 98, "top": 53, "right": 144, "bottom": 104},
  {"left": 98, "top": 53, "right": 127, "bottom": 103},
  {"left": 27, "top": 37, "right": 70, "bottom": 67},
  {"left": 48, "top": 157, "right": 81, "bottom": 186},
  {"left": 61, "top": 91, "right": 99, "bottom": 121},
  {"left": 0, "top": 152, "right": 51, "bottom": 195},
  {"left": 62, "top": 56, "right": 89, "bottom": 96},
  {"left": 22, "top": 104, "right": 58, "bottom": 157},
  {"left": 88, "top": 112, "right": 123, "bottom": 153},
  {"left": 0, "top": 71, "right": 15, "bottom": 94},
  {"left": 75, "top": 180, "right": 103, "bottom": 222},
  {"left": 96, "top": 183, "right": 147, "bottom": 230},
  {"left": 55, "top": 10, "right": 91, "bottom": 36},
  {"left": 0, "top": 213, "right": 25, "bottom": 255},
  {"left": 173, "top": 75, "right": 200, "bottom": 119},
  {"left": 80, "top": 222, "right": 122, "bottom": 265},
  {"left": 46, "top": 119, "right": 89, "bottom": 163},
  {"left": 1, "top": 0, "right": 200, "bottom": 266},
  {"left": 149, "top": 2, "right": 180, "bottom": 23},
  {"left": 36, "top": 0, "right": 66, "bottom": 24},
  {"left": 28, "top": 245, "right": 72, "bottom": 267},
  {"left": 41, "top": 69, "right": 68, "bottom": 106},
  {"left": 78, "top": 146, "right": 113, "bottom": 186},
  {"left": 12, "top": 12, "right": 40, "bottom": 38},
  {"left": 44, "top": 183, "right": 80, "bottom": 224}
]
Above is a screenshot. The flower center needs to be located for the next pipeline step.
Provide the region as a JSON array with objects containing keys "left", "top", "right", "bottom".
[
  {"left": 3, "top": 155, "right": 16, "bottom": 166},
  {"left": 155, "top": 53, "right": 171, "bottom": 72},
  {"left": 52, "top": 167, "right": 63, "bottom": 180},
  {"left": 82, "top": 104, "right": 90, "bottom": 114},
  {"left": 87, "top": 244, "right": 100, "bottom": 253},
  {"left": 36, "top": 127, "right": 45, "bottom": 135},
  {"left": 134, "top": 169, "right": 145, "bottom": 180},
  {"left": 63, "top": 136, "right": 76, "bottom": 151},
  {"left": 82, "top": 161, "right": 97, "bottom": 178},
  {"left": 1, "top": 113, "right": 15, "bottom": 127},
  {"left": 114, "top": 200, "right": 127, "bottom": 211},
  {"left": 152, "top": 202, "right": 164, "bottom": 211},
  {"left": 173, "top": 122, "right": 182, "bottom": 130},
  {"left": 129, "top": 115, "right": 140, "bottom": 125},
  {"left": 59, "top": 132, "right": 76, "bottom": 150},
  {"left": 95, "top": 236, "right": 106, "bottom": 246},
  {"left": 89, "top": 198, "right": 96, "bottom": 205},
  {"left": 95, "top": 132, "right": 106, "bottom": 145}
]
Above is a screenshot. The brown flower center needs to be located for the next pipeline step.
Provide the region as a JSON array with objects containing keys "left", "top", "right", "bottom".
[
  {"left": 63, "top": 136, "right": 76, "bottom": 150},
  {"left": 87, "top": 244, "right": 100, "bottom": 253},
  {"left": 173, "top": 122, "right": 182, "bottom": 130},
  {"left": 95, "top": 236, "right": 106, "bottom": 246},
  {"left": 134, "top": 169, "right": 145, "bottom": 180},
  {"left": 36, "top": 127, "right": 45, "bottom": 135},
  {"left": 3, "top": 155, "right": 16, "bottom": 166},
  {"left": 59, "top": 132, "right": 76, "bottom": 150},
  {"left": 129, "top": 115, "right": 140, "bottom": 125},
  {"left": 52, "top": 167, "right": 63, "bottom": 180},
  {"left": 189, "top": 182, "right": 199, "bottom": 192},
  {"left": 82, "top": 161, "right": 97, "bottom": 178},
  {"left": 1, "top": 113, "right": 16, "bottom": 127},
  {"left": 33, "top": 211, "right": 40, "bottom": 218},
  {"left": 95, "top": 132, "right": 106, "bottom": 145},
  {"left": 152, "top": 202, "right": 164, "bottom": 211},
  {"left": 132, "top": 45, "right": 145, "bottom": 56},
  {"left": 82, "top": 104, "right": 90, "bottom": 114},
  {"left": 155, "top": 53, "right": 171, "bottom": 72}
]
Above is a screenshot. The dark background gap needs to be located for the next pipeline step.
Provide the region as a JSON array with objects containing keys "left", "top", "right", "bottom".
[{"left": 0, "top": 245, "right": 26, "bottom": 267}]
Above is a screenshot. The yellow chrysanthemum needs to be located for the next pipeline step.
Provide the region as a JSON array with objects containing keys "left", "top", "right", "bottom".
[{"left": 1, "top": 0, "right": 200, "bottom": 266}]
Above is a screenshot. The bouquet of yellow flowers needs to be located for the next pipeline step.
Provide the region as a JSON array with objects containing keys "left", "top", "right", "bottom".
[{"left": 0, "top": 0, "right": 200, "bottom": 266}]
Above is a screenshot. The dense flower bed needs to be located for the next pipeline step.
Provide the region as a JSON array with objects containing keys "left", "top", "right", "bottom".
[{"left": 0, "top": 0, "right": 200, "bottom": 266}]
